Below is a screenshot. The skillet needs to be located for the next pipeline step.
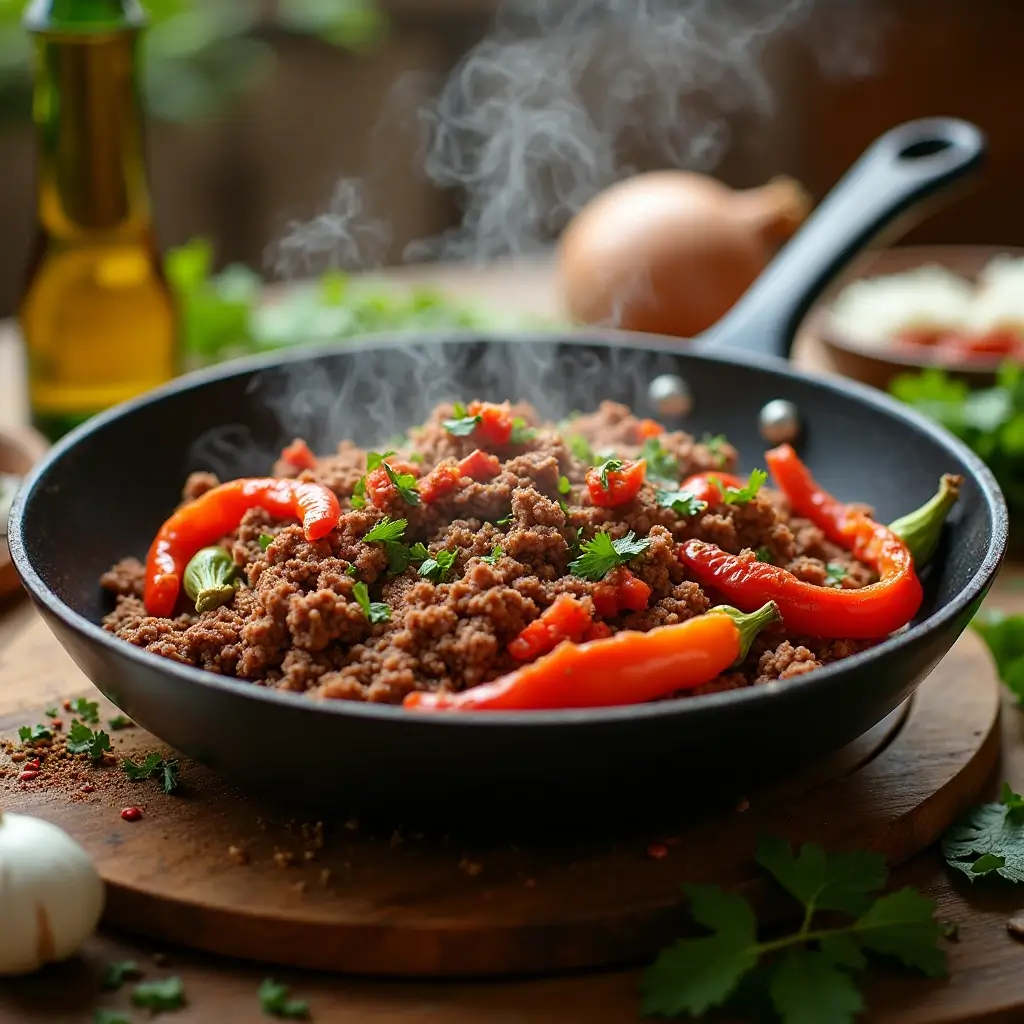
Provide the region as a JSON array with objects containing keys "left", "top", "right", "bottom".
[{"left": 9, "top": 118, "right": 1008, "bottom": 828}]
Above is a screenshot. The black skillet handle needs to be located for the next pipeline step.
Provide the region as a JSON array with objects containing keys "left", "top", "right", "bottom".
[{"left": 696, "top": 118, "right": 986, "bottom": 358}]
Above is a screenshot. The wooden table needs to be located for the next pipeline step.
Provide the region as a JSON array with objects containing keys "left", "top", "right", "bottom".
[{"left": 2, "top": 264, "right": 1024, "bottom": 1024}]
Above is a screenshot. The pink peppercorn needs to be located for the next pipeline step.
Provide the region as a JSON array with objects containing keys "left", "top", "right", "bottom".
[
  {"left": 18, "top": 770, "right": 39, "bottom": 782},
  {"left": 121, "top": 807, "right": 143, "bottom": 822}
]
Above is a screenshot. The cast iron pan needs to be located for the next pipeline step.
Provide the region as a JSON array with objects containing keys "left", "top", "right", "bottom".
[{"left": 9, "top": 118, "right": 1008, "bottom": 830}]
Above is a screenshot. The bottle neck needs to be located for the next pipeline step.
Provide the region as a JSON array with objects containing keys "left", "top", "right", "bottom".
[
  {"left": 24, "top": 0, "right": 146, "bottom": 33},
  {"left": 30, "top": 27, "right": 152, "bottom": 239}
]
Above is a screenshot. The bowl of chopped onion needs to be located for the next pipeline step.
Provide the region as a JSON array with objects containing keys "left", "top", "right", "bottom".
[{"left": 802, "top": 245, "right": 1024, "bottom": 391}]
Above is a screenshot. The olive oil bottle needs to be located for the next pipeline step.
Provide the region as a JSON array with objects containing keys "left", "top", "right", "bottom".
[{"left": 20, "top": 0, "right": 176, "bottom": 441}]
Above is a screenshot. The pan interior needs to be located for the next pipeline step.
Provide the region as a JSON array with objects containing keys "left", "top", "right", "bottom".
[{"left": 23, "top": 335, "right": 999, "bottom": 647}]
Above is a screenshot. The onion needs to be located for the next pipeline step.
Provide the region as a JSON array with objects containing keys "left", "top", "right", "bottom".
[{"left": 557, "top": 172, "right": 811, "bottom": 338}]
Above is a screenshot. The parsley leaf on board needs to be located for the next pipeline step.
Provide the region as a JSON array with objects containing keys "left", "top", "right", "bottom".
[
  {"left": 121, "top": 752, "right": 163, "bottom": 781},
  {"left": 640, "top": 437, "right": 679, "bottom": 485},
  {"left": 66, "top": 721, "right": 111, "bottom": 762},
  {"left": 567, "top": 434, "right": 594, "bottom": 463},
  {"left": 941, "top": 783, "right": 1024, "bottom": 882},
  {"left": 419, "top": 549, "right": 458, "bottom": 583},
  {"left": 641, "top": 837, "right": 946, "bottom": 1022},
  {"left": 94, "top": 1011, "right": 132, "bottom": 1024},
  {"left": 108, "top": 715, "right": 134, "bottom": 730},
  {"left": 971, "top": 610, "right": 1024, "bottom": 702},
  {"left": 159, "top": 759, "right": 181, "bottom": 795},
  {"left": 480, "top": 545, "right": 503, "bottom": 565},
  {"left": 352, "top": 581, "right": 391, "bottom": 624},
  {"left": 823, "top": 563, "right": 848, "bottom": 589},
  {"left": 102, "top": 960, "right": 143, "bottom": 990},
  {"left": 131, "top": 976, "right": 185, "bottom": 1012},
  {"left": 43, "top": 706, "right": 58, "bottom": 718},
  {"left": 258, "top": 977, "right": 310, "bottom": 1019},
  {"left": 569, "top": 530, "right": 650, "bottom": 581},
  {"left": 18, "top": 724, "right": 51, "bottom": 743},
  {"left": 70, "top": 697, "right": 100, "bottom": 724},
  {"left": 596, "top": 458, "right": 624, "bottom": 488},
  {"left": 655, "top": 488, "right": 707, "bottom": 518},
  {"left": 715, "top": 468, "right": 768, "bottom": 506}
]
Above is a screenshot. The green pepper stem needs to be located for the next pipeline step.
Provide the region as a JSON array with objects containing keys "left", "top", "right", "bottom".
[
  {"left": 183, "top": 546, "right": 238, "bottom": 614},
  {"left": 712, "top": 601, "right": 782, "bottom": 665},
  {"left": 889, "top": 474, "right": 962, "bottom": 567}
]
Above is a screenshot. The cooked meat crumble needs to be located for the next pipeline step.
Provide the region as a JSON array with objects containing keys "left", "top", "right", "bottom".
[{"left": 102, "top": 401, "right": 878, "bottom": 703}]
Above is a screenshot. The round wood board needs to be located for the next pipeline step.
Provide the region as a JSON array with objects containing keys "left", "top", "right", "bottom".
[{"left": 0, "top": 616, "right": 1002, "bottom": 979}]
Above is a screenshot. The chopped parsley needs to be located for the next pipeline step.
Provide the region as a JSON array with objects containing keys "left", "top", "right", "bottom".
[
  {"left": 352, "top": 581, "right": 391, "bottom": 624},
  {"left": 362, "top": 518, "right": 430, "bottom": 574},
  {"left": 510, "top": 417, "right": 536, "bottom": 443},
  {"left": 702, "top": 432, "right": 730, "bottom": 468},
  {"left": 121, "top": 753, "right": 180, "bottom": 793},
  {"left": 419, "top": 549, "right": 458, "bottom": 583},
  {"left": 108, "top": 715, "right": 133, "bottom": 730},
  {"left": 569, "top": 530, "right": 651, "bottom": 581},
  {"left": 557, "top": 475, "right": 571, "bottom": 495},
  {"left": 496, "top": 513, "right": 513, "bottom": 527},
  {"left": 103, "top": 960, "right": 143, "bottom": 990},
  {"left": 381, "top": 462, "right": 421, "bottom": 507},
  {"left": 259, "top": 533, "right": 274, "bottom": 551},
  {"left": 596, "top": 458, "right": 624, "bottom": 488},
  {"left": 70, "top": 697, "right": 100, "bottom": 724},
  {"left": 363, "top": 516, "right": 408, "bottom": 543},
  {"left": 715, "top": 468, "right": 768, "bottom": 506},
  {"left": 480, "top": 545, "right": 503, "bottom": 565},
  {"left": 345, "top": 565, "right": 359, "bottom": 578},
  {"left": 654, "top": 488, "right": 707, "bottom": 517},
  {"left": 351, "top": 476, "right": 367, "bottom": 508},
  {"left": 258, "top": 977, "right": 310, "bottom": 1019},
  {"left": 66, "top": 721, "right": 111, "bottom": 762},
  {"left": 567, "top": 434, "right": 594, "bottom": 463},
  {"left": 568, "top": 526, "right": 585, "bottom": 558},
  {"left": 640, "top": 437, "right": 679, "bottom": 485},
  {"left": 352, "top": 451, "right": 421, "bottom": 508},
  {"left": 43, "top": 706, "right": 58, "bottom": 718},
  {"left": 755, "top": 546, "right": 775, "bottom": 564},
  {"left": 18, "top": 724, "right": 51, "bottom": 743},
  {"left": 442, "top": 402, "right": 482, "bottom": 436},
  {"left": 131, "top": 976, "right": 185, "bottom": 1012},
  {"left": 94, "top": 1010, "right": 132, "bottom": 1024},
  {"left": 408, "top": 451, "right": 425, "bottom": 464},
  {"left": 824, "top": 562, "right": 848, "bottom": 588}
]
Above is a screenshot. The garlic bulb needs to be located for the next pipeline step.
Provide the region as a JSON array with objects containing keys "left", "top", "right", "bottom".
[{"left": 0, "top": 811, "right": 105, "bottom": 974}]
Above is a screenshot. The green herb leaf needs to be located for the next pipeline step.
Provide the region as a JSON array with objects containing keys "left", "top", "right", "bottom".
[
  {"left": 510, "top": 417, "right": 536, "bottom": 443},
  {"left": 363, "top": 516, "right": 408, "bottom": 544},
  {"left": 94, "top": 1010, "right": 132, "bottom": 1024},
  {"left": 641, "top": 884, "right": 759, "bottom": 1018},
  {"left": 702, "top": 433, "right": 730, "bottom": 469},
  {"left": 850, "top": 887, "right": 947, "bottom": 977},
  {"left": 366, "top": 450, "right": 396, "bottom": 471},
  {"left": 442, "top": 413, "right": 482, "bottom": 437},
  {"left": 716, "top": 468, "right": 768, "bottom": 506},
  {"left": 259, "top": 533, "right": 274, "bottom": 551},
  {"left": 102, "top": 960, "right": 142, "bottom": 990},
  {"left": 640, "top": 437, "right": 679, "bottom": 485},
  {"left": 496, "top": 513, "right": 513, "bottom": 527},
  {"left": 418, "top": 549, "right": 458, "bottom": 583},
  {"left": 18, "top": 724, "right": 51, "bottom": 743},
  {"left": 596, "top": 458, "right": 624, "bottom": 489},
  {"left": 942, "top": 785, "right": 1024, "bottom": 882},
  {"left": 568, "top": 526, "right": 585, "bottom": 558},
  {"left": 755, "top": 546, "right": 775, "bottom": 564},
  {"left": 108, "top": 715, "right": 134, "bottom": 730},
  {"left": 131, "top": 976, "right": 185, "bottom": 1012},
  {"left": 972, "top": 611, "right": 1024, "bottom": 702},
  {"left": 352, "top": 581, "right": 391, "bottom": 624},
  {"left": 345, "top": 565, "right": 359, "bottom": 578},
  {"left": 70, "top": 697, "right": 100, "bottom": 724},
  {"left": 567, "top": 434, "right": 594, "bottom": 463},
  {"left": 569, "top": 530, "right": 650, "bottom": 581},
  {"left": 654, "top": 488, "right": 707, "bottom": 517},
  {"left": 557, "top": 475, "right": 571, "bottom": 495},
  {"left": 756, "top": 837, "right": 886, "bottom": 917},
  {"left": 770, "top": 948, "right": 864, "bottom": 1024},
  {"left": 351, "top": 476, "right": 367, "bottom": 509},
  {"left": 381, "top": 461, "right": 421, "bottom": 507},
  {"left": 480, "top": 545, "right": 503, "bottom": 565},
  {"left": 67, "top": 721, "right": 110, "bottom": 762},
  {"left": 160, "top": 759, "right": 181, "bottom": 795},
  {"left": 409, "top": 452, "right": 425, "bottom": 464},
  {"left": 121, "top": 752, "right": 163, "bottom": 781},
  {"left": 43, "top": 706, "right": 58, "bottom": 718},
  {"left": 823, "top": 563, "right": 848, "bottom": 588},
  {"left": 258, "top": 977, "right": 310, "bottom": 1019}
]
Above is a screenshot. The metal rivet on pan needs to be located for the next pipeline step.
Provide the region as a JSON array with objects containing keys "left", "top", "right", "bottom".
[
  {"left": 759, "top": 399, "right": 801, "bottom": 444},
  {"left": 648, "top": 374, "right": 692, "bottom": 418}
]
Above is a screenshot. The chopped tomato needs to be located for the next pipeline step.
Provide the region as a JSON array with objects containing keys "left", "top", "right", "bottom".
[
  {"left": 467, "top": 401, "right": 514, "bottom": 446},
  {"left": 281, "top": 438, "right": 317, "bottom": 471},
  {"left": 679, "top": 471, "right": 745, "bottom": 507},
  {"left": 583, "top": 622, "right": 613, "bottom": 641},
  {"left": 458, "top": 448, "right": 501, "bottom": 481},
  {"left": 637, "top": 418, "right": 665, "bottom": 440},
  {"left": 592, "top": 567, "right": 651, "bottom": 618},
  {"left": 592, "top": 585, "right": 619, "bottom": 619},
  {"left": 419, "top": 463, "right": 462, "bottom": 503},
  {"left": 956, "top": 329, "right": 1021, "bottom": 357},
  {"left": 508, "top": 594, "right": 592, "bottom": 662},
  {"left": 364, "top": 459, "right": 419, "bottom": 507},
  {"left": 585, "top": 458, "right": 646, "bottom": 508}
]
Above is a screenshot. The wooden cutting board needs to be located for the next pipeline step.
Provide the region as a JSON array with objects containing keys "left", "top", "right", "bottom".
[
  {"left": 0, "top": 424, "right": 47, "bottom": 600},
  {"left": 0, "top": 614, "right": 1001, "bottom": 978}
]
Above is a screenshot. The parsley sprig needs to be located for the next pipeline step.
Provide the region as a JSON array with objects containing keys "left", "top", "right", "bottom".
[
  {"left": 569, "top": 530, "right": 650, "bottom": 581},
  {"left": 70, "top": 697, "right": 100, "bottom": 724},
  {"left": 131, "top": 977, "right": 185, "bottom": 1012},
  {"left": 480, "top": 545, "right": 503, "bottom": 565},
  {"left": 66, "top": 720, "right": 111, "bottom": 763},
  {"left": 641, "top": 837, "right": 946, "bottom": 1021},
  {"left": 702, "top": 433, "right": 730, "bottom": 469},
  {"left": 122, "top": 752, "right": 180, "bottom": 794},
  {"left": 18, "top": 723, "right": 51, "bottom": 743},
  {"left": 714, "top": 468, "right": 768, "bottom": 506},
  {"left": 655, "top": 488, "right": 707, "bottom": 517},
  {"left": 641, "top": 436, "right": 679, "bottom": 486},
  {"left": 419, "top": 549, "right": 457, "bottom": 583},
  {"left": 942, "top": 782, "right": 1024, "bottom": 881},
  {"left": 352, "top": 451, "right": 421, "bottom": 508},
  {"left": 595, "top": 458, "right": 624, "bottom": 488},
  {"left": 258, "top": 978, "right": 310, "bottom": 1019},
  {"left": 352, "top": 581, "right": 391, "bottom": 624},
  {"left": 442, "top": 401, "right": 482, "bottom": 436}
]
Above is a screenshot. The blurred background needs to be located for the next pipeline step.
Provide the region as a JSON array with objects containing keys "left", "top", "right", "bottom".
[{"left": 0, "top": 0, "right": 1018, "bottom": 314}]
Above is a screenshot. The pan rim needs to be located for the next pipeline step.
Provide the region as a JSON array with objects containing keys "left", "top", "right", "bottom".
[{"left": 8, "top": 329, "right": 1010, "bottom": 729}]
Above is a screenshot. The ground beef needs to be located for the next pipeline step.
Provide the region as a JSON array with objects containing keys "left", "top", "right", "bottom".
[{"left": 101, "top": 400, "right": 885, "bottom": 705}]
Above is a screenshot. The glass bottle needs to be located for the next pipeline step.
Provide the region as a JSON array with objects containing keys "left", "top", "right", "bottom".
[{"left": 20, "top": 0, "right": 176, "bottom": 442}]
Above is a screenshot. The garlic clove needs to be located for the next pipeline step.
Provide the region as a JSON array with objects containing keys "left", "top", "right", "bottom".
[{"left": 0, "top": 811, "right": 105, "bottom": 975}]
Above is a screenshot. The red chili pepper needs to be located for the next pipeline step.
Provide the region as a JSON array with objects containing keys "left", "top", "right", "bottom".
[
  {"left": 677, "top": 444, "right": 925, "bottom": 639},
  {"left": 458, "top": 448, "right": 502, "bottom": 481},
  {"left": 637, "top": 418, "right": 665, "bottom": 439},
  {"left": 508, "top": 594, "right": 592, "bottom": 662},
  {"left": 679, "top": 471, "right": 746, "bottom": 507},
  {"left": 280, "top": 438, "right": 318, "bottom": 471},
  {"left": 593, "top": 567, "right": 652, "bottom": 617},
  {"left": 144, "top": 478, "right": 340, "bottom": 618},
  {"left": 467, "top": 401, "right": 514, "bottom": 446},
  {"left": 405, "top": 602, "right": 780, "bottom": 711},
  {"left": 586, "top": 458, "right": 647, "bottom": 508}
]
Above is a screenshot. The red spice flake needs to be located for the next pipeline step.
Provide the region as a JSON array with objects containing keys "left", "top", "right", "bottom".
[
  {"left": 25, "top": 759, "right": 41, "bottom": 770},
  {"left": 121, "top": 806, "right": 143, "bottom": 822},
  {"left": 80, "top": 783, "right": 95, "bottom": 793},
  {"left": 50, "top": 719, "right": 62, "bottom": 730},
  {"left": 62, "top": 699, "right": 72, "bottom": 711},
  {"left": 18, "top": 770, "right": 39, "bottom": 782},
  {"left": 646, "top": 843, "right": 669, "bottom": 860}
]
